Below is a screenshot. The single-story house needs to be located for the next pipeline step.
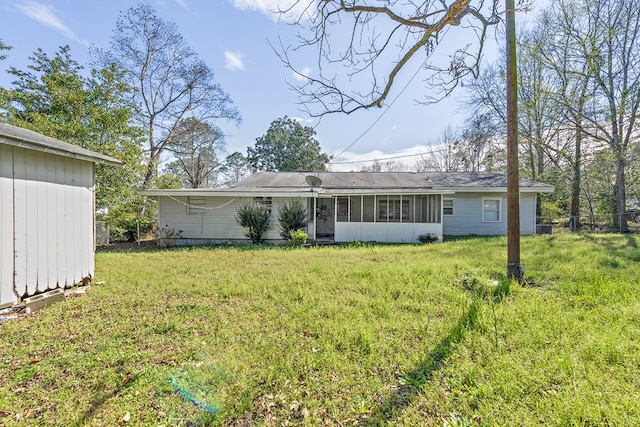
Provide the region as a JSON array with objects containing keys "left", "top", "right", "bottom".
[
  {"left": 141, "top": 171, "right": 554, "bottom": 245},
  {"left": 0, "top": 123, "right": 122, "bottom": 308}
]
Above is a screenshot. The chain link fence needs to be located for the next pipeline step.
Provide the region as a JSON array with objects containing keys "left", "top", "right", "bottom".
[{"left": 537, "top": 211, "right": 640, "bottom": 234}]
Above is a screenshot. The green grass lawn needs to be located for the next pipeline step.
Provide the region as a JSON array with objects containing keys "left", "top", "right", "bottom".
[{"left": 1, "top": 234, "right": 640, "bottom": 426}]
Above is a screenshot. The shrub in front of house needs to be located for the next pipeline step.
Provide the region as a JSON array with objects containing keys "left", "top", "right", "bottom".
[
  {"left": 236, "top": 203, "right": 271, "bottom": 244},
  {"left": 156, "top": 225, "right": 183, "bottom": 248},
  {"left": 418, "top": 233, "right": 439, "bottom": 243},
  {"left": 278, "top": 201, "right": 307, "bottom": 242},
  {"left": 289, "top": 229, "right": 308, "bottom": 248}
]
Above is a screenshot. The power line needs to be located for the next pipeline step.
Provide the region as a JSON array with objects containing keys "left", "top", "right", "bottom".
[{"left": 329, "top": 26, "right": 455, "bottom": 162}]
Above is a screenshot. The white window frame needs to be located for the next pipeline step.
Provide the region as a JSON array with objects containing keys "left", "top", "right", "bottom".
[
  {"left": 482, "top": 198, "right": 501, "bottom": 222},
  {"left": 443, "top": 198, "right": 455, "bottom": 216},
  {"left": 187, "top": 196, "right": 207, "bottom": 215}
]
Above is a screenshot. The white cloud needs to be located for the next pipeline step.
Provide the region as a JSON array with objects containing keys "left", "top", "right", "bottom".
[
  {"left": 174, "top": 0, "right": 188, "bottom": 8},
  {"left": 233, "top": 0, "right": 315, "bottom": 22},
  {"left": 329, "top": 146, "right": 429, "bottom": 172},
  {"left": 293, "top": 67, "right": 312, "bottom": 82},
  {"left": 291, "top": 116, "right": 315, "bottom": 125},
  {"left": 224, "top": 50, "right": 246, "bottom": 71},
  {"left": 16, "top": 1, "right": 89, "bottom": 46}
]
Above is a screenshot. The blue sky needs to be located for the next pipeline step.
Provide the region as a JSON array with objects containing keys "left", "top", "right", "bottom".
[{"left": 0, "top": 0, "right": 545, "bottom": 171}]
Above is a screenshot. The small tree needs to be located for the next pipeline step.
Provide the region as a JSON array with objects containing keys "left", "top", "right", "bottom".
[
  {"left": 278, "top": 201, "right": 307, "bottom": 241},
  {"left": 236, "top": 203, "right": 271, "bottom": 244}
]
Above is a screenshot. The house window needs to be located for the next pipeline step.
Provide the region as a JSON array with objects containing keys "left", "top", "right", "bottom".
[
  {"left": 187, "top": 196, "right": 206, "bottom": 214},
  {"left": 255, "top": 197, "right": 272, "bottom": 214},
  {"left": 443, "top": 198, "right": 455, "bottom": 216},
  {"left": 482, "top": 198, "right": 501, "bottom": 222},
  {"left": 378, "top": 196, "right": 411, "bottom": 222}
]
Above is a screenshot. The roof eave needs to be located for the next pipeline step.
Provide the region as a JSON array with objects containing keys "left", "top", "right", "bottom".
[{"left": 0, "top": 135, "right": 123, "bottom": 166}]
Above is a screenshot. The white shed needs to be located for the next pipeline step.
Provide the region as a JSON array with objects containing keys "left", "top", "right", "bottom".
[{"left": 0, "top": 123, "right": 122, "bottom": 308}]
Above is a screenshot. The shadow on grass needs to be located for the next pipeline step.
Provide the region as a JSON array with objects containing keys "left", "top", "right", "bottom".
[
  {"left": 363, "top": 280, "right": 510, "bottom": 426},
  {"left": 625, "top": 234, "right": 638, "bottom": 249},
  {"left": 363, "top": 299, "right": 480, "bottom": 426},
  {"left": 73, "top": 371, "right": 140, "bottom": 427}
]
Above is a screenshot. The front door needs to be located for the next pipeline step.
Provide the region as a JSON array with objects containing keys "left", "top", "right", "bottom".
[{"left": 315, "top": 198, "right": 335, "bottom": 239}]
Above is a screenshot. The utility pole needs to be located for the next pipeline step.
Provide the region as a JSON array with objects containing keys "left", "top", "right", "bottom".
[{"left": 506, "top": 0, "right": 522, "bottom": 281}]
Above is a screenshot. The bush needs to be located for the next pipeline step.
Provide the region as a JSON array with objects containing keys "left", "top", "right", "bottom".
[
  {"left": 156, "top": 225, "right": 183, "bottom": 248},
  {"left": 417, "top": 233, "right": 439, "bottom": 243},
  {"left": 236, "top": 203, "right": 271, "bottom": 244},
  {"left": 289, "top": 229, "right": 308, "bottom": 247},
  {"left": 99, "top": 205, "right": 155, "bottom": 242},
  {"left": 278, "top": 201, "right": 307, "bottom": 241}
]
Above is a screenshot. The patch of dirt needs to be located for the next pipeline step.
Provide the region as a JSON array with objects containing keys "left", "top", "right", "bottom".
[{"left": 96, "top": 239, "right": 157, "bottom": 251}]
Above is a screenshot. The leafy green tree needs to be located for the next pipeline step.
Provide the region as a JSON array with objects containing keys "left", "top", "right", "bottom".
[
  {"left": 278, "top": 201, "right": 307, "bottom": 241},
  {"left": 0, "top": 39, "right": 11, "bottom": 116},
  {"left": 96, "top": 4, "right": 241, "bottom": 188},
  {"left": 236, "top": 202, "right": 271, "bottom": 244},
  {"left": 247, "top": 116, "right": 330, "bottom": 171},
  {"left": 3, "top": 45, "right": 143, "bottom": 209}
]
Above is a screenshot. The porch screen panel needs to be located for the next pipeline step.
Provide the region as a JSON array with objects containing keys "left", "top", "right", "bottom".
[
  {"left": 363, "top": 196, "right": 375, "bottom": 222},
  {"left": 427, "top": 195, "right": 441, "bottom": 223},
  {"left": 403, "top": 196, "right": 414, "bottom": 222},
  {"left": 337, "top": 197, "right": 349, "bottom": 222},
  {"left": 307, "top": 198, "right": 314, "bottom": 222},
  {"left": 388, "top": 196, "right": 401, "bottom": 222},
  {"left": 378, "top": 196, "right": 389, "bottom": 222},
  {"left": 417, "top": 194, "right": 442, "bottom": 223},
  {"left": 350, "top": 196, "right": 362, "bottom": 222}
]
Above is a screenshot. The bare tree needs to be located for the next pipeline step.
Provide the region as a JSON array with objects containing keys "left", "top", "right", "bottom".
[
  {"left": 361, "top": 159, "right": 407, "bottom": 172},
  {"left": 416, "top": 126, "right": 462, "bottom": 172},
  {"left": 541, "top": 0, "right": 640, "bottom": 232},
  {"left": 536, "top": 0, "right": 596, "bottom": 231},
  {"left": 164, "top": 118, "right": 225, "bottom": 188},
  {"left": 95, "top": 4, "right": 241, "bottom": 188},
  {"left": 416, "top": 118, "right": 501, "bottom": 172},
  {"left": 463, "top": 28, "right": 564, "bottom": 182},
  {"left": 278, "top": 0, "right": 522, "bottom": 116}
]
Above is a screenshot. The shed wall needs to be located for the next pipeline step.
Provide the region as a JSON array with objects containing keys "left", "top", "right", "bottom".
[
  {"left": 0, "top": 145, "right": 95, "bottom": 306},
  {"left": 0, "top": 144, "right": 15, "bottom": 306}
]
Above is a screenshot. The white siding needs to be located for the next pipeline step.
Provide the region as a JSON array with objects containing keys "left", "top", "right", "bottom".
[
  {"left": 1, "top": 145, "right": 95, "bottom": 305},
  {"left": 335, "top": 222, "right": 442, "bottom": 243},
  {"left": 157, "top": 196, "right": 312, "bottom": 242},
  {"left": 443, "top": 193, "right": 537, "bottom": 236},
  {"left": 0, "top": 144, "right": 15, "bottom": 306}
]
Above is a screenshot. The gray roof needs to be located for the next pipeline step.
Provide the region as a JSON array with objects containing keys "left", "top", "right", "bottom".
[
  {"left": 233, "top": 171, "right": 554, "bottom": 194},
  {"left": 0, "top": 122, "right": 123, "bottom": 166}
]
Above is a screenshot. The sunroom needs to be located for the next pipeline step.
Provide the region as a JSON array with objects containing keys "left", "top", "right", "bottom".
[{"left": 314, "top": 192, "right": 448, "bottom": 243}]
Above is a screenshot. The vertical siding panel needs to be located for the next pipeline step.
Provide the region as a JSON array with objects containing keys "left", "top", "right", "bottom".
[
  {"left": 79, "top": 162, "right": 93, "bottom": 280},
  {"left": 57, "top": 156, "right": 69, "bottom": 286},
  {"left": 24, "top": 150, "right": 39, "bottom": 295},
  {"left": 46, "top": 154, "right": 59, "bottom": 287},
  {"left": 12, "top": 148, "right": 28, "bottom": 296},
  {"left": 36, "top": 152, "right": 49, "bottom": 291},
  {"left": 67, "top": 158, "right": 79, "bottom": 285},
  {"left": 0, "top": 145, "right": 16, "bottom": 306}
]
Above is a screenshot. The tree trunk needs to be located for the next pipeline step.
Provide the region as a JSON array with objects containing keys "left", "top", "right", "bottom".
[
  {"left": 614, "top": 157, "right": 628, "bottom": 232},
  {"left": 570, "top": 125, "right": 581, "bottom": 232},
  {"left": 506, "top": 0, "right": 522, "bottom": 281}
]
